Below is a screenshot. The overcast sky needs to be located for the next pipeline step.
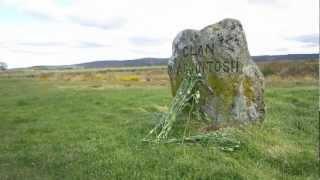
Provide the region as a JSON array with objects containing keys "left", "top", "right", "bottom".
[{"left": 0, "top": 0, "right": 318, "bottom": 68}]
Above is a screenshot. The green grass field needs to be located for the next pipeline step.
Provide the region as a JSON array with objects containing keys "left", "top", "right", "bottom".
[{"left": 0, "top": 77, "right": 318, "bottom": 179}]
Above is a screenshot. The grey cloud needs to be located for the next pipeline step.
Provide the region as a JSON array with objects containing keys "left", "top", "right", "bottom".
[
  {"left": 18, "top": 42, "right": 66, "bottom": 47},
  {"left": 128, "top": 36, "right": 167, "bottom": 46},
  {"left": 248, "top": 0, "right": 277, "bottom": 5},
  {"left": 68, "top": 16, "right": 126, "bottom": 30},
  {"left": 289, "top": 34, "right": 319, "bottom": 45},
  {"left": 10, "top": 49, "right": 57, "bottom": 55},
  {"left": 302, "top": 43, "right": 319, "bottom": 48},
  {"left": 129, "top": 48, "right": 151, "bottom": 54},
  {"left": 273, "top": 48, "right": 288, "bottom": 52},
  {"left": 17, "top": 41, "right": 110, "bottom": 49},
  {"left": 76, "top": 42, "right": 111, "bottom": 48},
  {"left": 22, "top": 9, "right": 126, "bottom": 30},
  {"left": 23, "top": 10, "right": 57, "bottom": 22}
]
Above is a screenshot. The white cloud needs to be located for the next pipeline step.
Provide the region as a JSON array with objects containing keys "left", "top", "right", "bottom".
[
  {"left": 247, "top": 0, "right": 319, "bottom": 55},
  {"left": 0, "top": 0, "right": 318, "bottom": 68}
]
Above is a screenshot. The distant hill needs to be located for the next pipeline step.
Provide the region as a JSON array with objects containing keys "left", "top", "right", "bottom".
[
  {"left": 28, "top": 54, "right": 318, "bottom": 70},
  {"left": 73, "top": 54, "right": 318, "bottom": 69},
  {"left": 252, "top": 54, "right": 319, "bottom": 62},
  {"left": 74, "top": 58, "right": 169, "bottom": 69}
]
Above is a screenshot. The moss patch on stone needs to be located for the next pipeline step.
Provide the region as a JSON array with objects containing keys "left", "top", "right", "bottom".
[
  {"left": 207, "top": 74, "right": 240, "bottom": 121},
  {"left": 243, "top": 77, "right": 255, "bottom": 106}
]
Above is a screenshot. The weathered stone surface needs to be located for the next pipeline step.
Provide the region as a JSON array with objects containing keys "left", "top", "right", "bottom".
[
  {"left": 168, "top": 18, "right": 265, "bottom": 126},
  {"left": 0, "top": 62, "right": 7, "bottom": 71}
]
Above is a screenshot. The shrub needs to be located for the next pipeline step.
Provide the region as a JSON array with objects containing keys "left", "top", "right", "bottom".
[{"left": 261, "top": 67, "right": 275, "bottom": 76}]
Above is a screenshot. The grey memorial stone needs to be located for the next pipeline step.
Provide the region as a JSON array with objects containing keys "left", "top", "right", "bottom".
[
  {"left": 168, "top": 18, "right": 265, "bottom": 126},
  {"left": 0, "top": 62, "right": 7, "bottom": 71}
]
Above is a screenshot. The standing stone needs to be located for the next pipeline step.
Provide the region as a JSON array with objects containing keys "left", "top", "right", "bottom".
[
  {"left": 168, "top": 18, "right": 265, "bottom": 127},
  {"left": 0, "top": 62, "right": 7, "bottom": 71}
]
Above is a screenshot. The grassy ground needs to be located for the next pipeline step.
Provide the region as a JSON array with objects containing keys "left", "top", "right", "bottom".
[{"left": 0, "top": 77, "right": 318, "bottom": 179}]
